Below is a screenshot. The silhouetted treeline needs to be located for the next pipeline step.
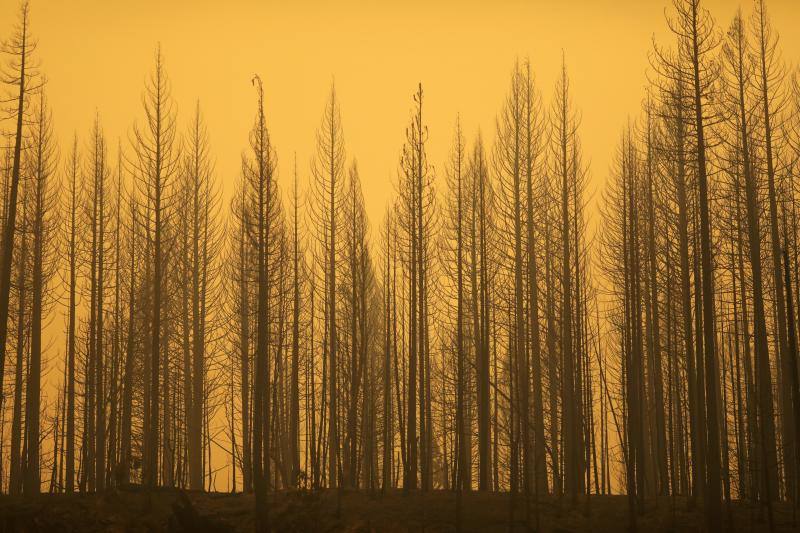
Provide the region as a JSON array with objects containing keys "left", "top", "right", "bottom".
[
  {"left": 0, "top": 1, "right": 799, "bottom": 532},
  {"left": 601, "top": 0, "right": 800, "bottom": 530}
]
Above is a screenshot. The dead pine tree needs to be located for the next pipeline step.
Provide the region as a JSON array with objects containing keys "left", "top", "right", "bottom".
[
  {"left": 105, "top": 144, "right": 123, "bottom": 489},
  {"left": 381, "top": 208, "right": 394, "bottom": 493},
  {"left": 130, "top": 45, "right": 179, "bottom": 489},
  {"left": 442, "top": 116, "right": 467, "bottom": 529},
  {"left": 243, "top": 74, "right": 278, "bottom": 531},
  {"left": 651, "top": 0, "right": 722, "bottom": 525},
  {"left": 641, "top": 97, "right": 668, "bottom": 499},
  {"left": 289, "top": 156, "right": 302, "bottom": 488},
  {"left": 682, "top": 2, "right": 723, "bottom": 527},
  {"left": 231, "top": 182, "right": 252, "bottom": 493},
  {"left": 85, "top": 114, "right": 111, "bottom": 492},
  {"left": 520, "top": 59, "right": 548, "bottom": 506},
  {"left": 62, "top": 135, "right": 81, "bottom": 492},
  {"left": 310, "top": 83, "right": 346, "bottom": 498},
  {"left": 21, "top": 87, "right": 58, "bottom": 495},
  {"left": 178, "top": 102, "right": 219, "bottom": 491},
  {"left": 600, "top": 127, "right": 644, "bottom": 530},
  {"left": 494, "top": 60, "right": 530, "bottom": 525},
  {"left": 0, "top": 1, "right": 40, "bottom": 417},
  {"left": 468, "top": 133, "right": 492, "bottom": 494},
  {"left": 781, "top": 210, "right": 800, "bottom": 515},
  {"left": 719, "top": 9, "right": 778, "bottom": 519},
  {"left": 398, "top": 83, "right": 435, "bottom": 493},
  {"left": 118, "top": 164, "right": 139, "bottom": 487},
  {"left": 551, "top": 56, "right": 588, "bottom": 507},
  {"left": 342, "top": 160, "right": 372, "bottom": 490},
  {"left": 8, "top": 186, "right": 30, "bottom": 497},
  {"left": 752, "top": 0, "right": 796, "bottom": 500}
]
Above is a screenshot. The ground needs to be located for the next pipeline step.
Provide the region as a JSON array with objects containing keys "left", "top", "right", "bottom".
[{"left": 0, "top": 488, "right": 796, "bottom": 532}]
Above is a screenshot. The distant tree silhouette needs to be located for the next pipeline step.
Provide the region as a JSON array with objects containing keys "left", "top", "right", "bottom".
[
  {"left": 0, "top": 1, "right": 40, "bottom": 420},
  {"left": 130, "top": 45, "right": 179, "bottom": 489}
]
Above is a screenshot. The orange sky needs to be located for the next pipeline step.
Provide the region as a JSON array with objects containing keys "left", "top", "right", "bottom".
[{"left": 3, "top": 0, "right": 798, "bottom": 231}]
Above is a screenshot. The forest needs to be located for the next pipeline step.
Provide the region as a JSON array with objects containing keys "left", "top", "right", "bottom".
[{"left": 0, "top": 0, "right": 799, "bottom": 531}]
